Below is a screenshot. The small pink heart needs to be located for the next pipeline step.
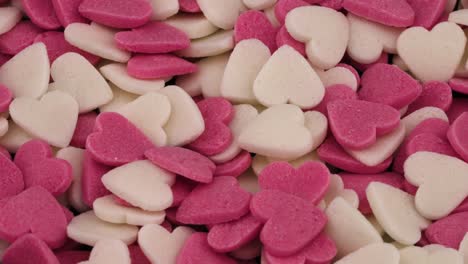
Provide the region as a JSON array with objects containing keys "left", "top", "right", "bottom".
[
  {"left": 425, "top": 212, "right": 468, "bottom": 249},
  {"left": 259, "top": 161, "right": 330, "bottom": 204},
  {"left": 207, "top": 214, "right": 263, "bottom": 252},
  {"left": 188, "top": 98, "right": 234, "bottom": 156},
  {"left": 22, "top": 0, "right": 61, "bottom": 29},
  {"left": 449, "top": 78, "right": 468, "bottom": 95},
  {"left": 214, "top": 151, "right": 252, "bottom": 178},
  {"left": 0, "top": 21, "right": 44, "bottom": 55},
  {"left": 115, "top": 21, "right": 190, "bottom": 53},
  {"left": 343, "top": 0, "right": 415, "bottom": 27},
  {"left": 448, "top": 112, "right": 468, "bottom": 162},
  {"left": 340, "top": 172, "right": 404, "bottom": 214},
  {"left": 327, "top": 99, "right": 401, "bottom": 149},
  {"left": 86, "top": 112, "right": 155, "bottom": 166},
  {"left": 3, "top": 234, "right": 60, "bottom": 264},
  {"left": 14, "top": 139, "right": 73, "bottom": 196},
  {"left": 127, "top": 54, "right": 197, "bottom": 79},
  {"left": 78, "top": 0, "right": 152, "bottom": 28},
  {"left": 311, "top": 84, "right": 358, "bottom": 115},
  {"left": 250, "top": 190, "right": 327, "bottom": 256},
  {"left": 359, "top": 63, "right": 422, "bottom": 109},
  {"left": 170, "top": 178, "right": 197, "bottom": 208},
  {"left": 275, "top": 0, "right": 310, "bottom": 24},
  {"left": 177, "top": 232, "right": 238, "bottom": 264},
  {"left": 0, "top": 151, "right": 23, "bottom": 200},
  {"left": 82, "top": 151, "right": 112, "bottom": 207},
  {"left": 55, "top": 251, "right": 90, "bottom": 264},
  {"left": 51, "top": 0, "right": 89, "bottom": 27},
  {"left": 407, "top": 0, "right": 446, "bottom": 29},
  {"left": 276, "top": 25, "right": 305, "bottom": 56},
  {"left": 145, "top": 146, "right": 215, "bottom": 183},
  {"left": 318, "top": 137, "right": 392, "bottom": 173},
  {"left": 234, "top": 10, "right": 278, "bottom": 53},
  {"left": 0, "top": 187, "right": 68, "bottom": 249},
  {"left": 407, "top": 81, "right": 452, "bottom": 114},
  {"left": 176, "top": 176, "right": 251, "bottom": 225},
  {"left": 71, "top": 112, "right": 98, "bottom": 148},
  {"left": 179, "top": 0, "right": 201, "bottom": 12},
  {"left": 0, "top": 84, "right": 13, "bottom": 113},
  {"left": 265, "top": 232, "right": 337, "bottom": 264}
]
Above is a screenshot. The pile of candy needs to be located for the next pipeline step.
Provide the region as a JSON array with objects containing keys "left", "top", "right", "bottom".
[{"left": 1, "top": 0, "right": 468, "bottom": 263}]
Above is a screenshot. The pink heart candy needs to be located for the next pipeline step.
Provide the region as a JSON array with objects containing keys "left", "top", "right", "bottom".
[
  {"left": 274, "top": 0, "right": 310, "bottom": 25},
  {"left": 448, "top": 98, "right": 468, "bottom": 123},
  {"left": 14, "top": 139, "right": 73, "bottom": 196},
  {"left": 3, "top": 234, "right": 60, "bottom": 264},
  {"left": 265, "top": 232, "right": 337, "bottom": 264},
  {"left": 0, "top": 21, "right": 44, "bottom": 55},
  {"left": 234, "top": 10, "right": 278, "bottom": 53},
  {"left": 276, "top": 25, "right": 305, "bottom": 56},
  {"left": 22, "top": 0, "right": 61, "bottom": 30},
  {"left": 179, "top": 0, "right": 201, "bottom": 12},
  {"left": 425, "top": 212, "right": 468, "bottom": 249},
  {"left": 127, "top": 54, "right": 197, "bottom": 79},
  {"left": 214, "top": 151, "right": 252, "bottom": 178},
  {"left": 407, "top": 0, "right": 447, "bottom": 29},
  {"left": 170, "top": 178, "right": 197, "bottom": 207},
  {"left": 34, "top": 31, "right": 100, "bottom": 64},
  {"left": 55, "top": 251, "right": 90, "bottom": 264},
  {"left": 177, "top": 232, "right": 238, "bottom": 264},
  {"left": 311, "top": 84, "right": 358, "bottom": 116},
  {"left": 448, "top": 78, "right": 468, "bottom": 95},
  {"left": 343, "top": 0, "right": 415, "bottom": 27},
  {"left": 251, "top": 190, "right": 327, "bottom": 256},
  {"left": 176, "top": 176, "right": 251, "bottom": 225},
  {"left": 318, "top": 137, "right": 392, "bottom": 173},
  {"left": 327, "top": 99, "right": 401, "bottom": 150},
  {"left": 188, "top": 98, "right": 234, "bottom": 156},
  {"left": 81, "top": 150, "right": 112, "bottom": 207},
  {"left": 259, "top": 161, "right": 330, "bottom": 204},
  {"left": 51, "top": 0, "right": 89, "bottom": 27},
  {"left": 129, "top": 244, "right": 151, "bottom": 264},
  {"left": 447, "top": 112, "right": 468, "bottom": 162},
  {"left": 145, "top": 146, "right": 215, "bottom": 183},
  {"left": 0, "top": 151, "right": 23, "bottom": 200},
  {"left": 0, "top": 187, "right": 68, "bottom": 248},
  {"left": 78, "top": 0, "right": 153, "bottom": 28},
  {"left": 359, "top": 63, "right": 422, "bottom": 109},
  {"left": 0, "top": 84, "right": 13, "bottom": 113},
  {"left": 319, "top": 0, "right": 343, "bottom": 10},
  {"left": 86, "top": 112, "right": 155, "bottom": 166},
  {"left": 207, "top": 214, "right": 263, "bottom": 252},
  {"left": 407, "top": 81, "right": 452, "bottom": 114},
  {"left": 340, "top": 172, "right": 404, "bottom": 214},
  {"left": 115, "top": 21, "right": 190, "bottom": 53},
  {"left": 71, "top": 112, "right": 98, "bottom": 148}
]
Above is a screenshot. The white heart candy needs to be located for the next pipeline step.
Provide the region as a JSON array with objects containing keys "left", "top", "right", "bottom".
[
  {"left": 324, "top": 174, "right": 359, "bottom": 209},
  {"left": 117, "top": 92, "right": 171, "bottom": 146},
  {"left": 448, "top": 9, "right": 468, "bottom": 26},
  {"left": 165, "top": 13, "right": 218, "bottom": 39},
  {"left": 347, "top": 13, "right": 402, "bottom": 64},
  {"left": 303, "top": 110, "right": 328, "bottom": 150},
  {"left": 149, "top": 0, "right": 179, "bottom": 20},
  {"left": 264, "top": 5, "right": 280, "bottom": 27},
  {"left": 177, "top": 30, "right": 234, "bottom": 58},
  {"left": 56, "top": 147, "right": 88, "bottom": 212},
  {"left": 335, "top": 243, "right": 399, "bottom": 264},
  {"left": 0, "top": 120, "right": 33, "bottom": 152},
  {"left": 401, "top": 107, "right": 448, "bottom": 136},
  {"left": 157, "top": 86, "right": 204, "bottom": 146},
  {"left": 238, "top": 104, "right": 315, "bottom": 160},
  {"left": 367, "top": 182, "right": 430, "bottom": 245},
  {"left": 80, "top": 239, "right": 130, "bottom": 264},
  {"left": 50, "top": 52, "right": 113, "bottom": 113},
  {"left": 325, "top": 197, "right": 382, "bottom": 257},
  {"left": 138, "top": 224, "right": 194, "bottom": 264},
  {"left": 196, "top": 0, "right": 245, "bottom": 29},
  {"left": 67, "top": 211, "right": 138, "bottom": 246},
  {"left": 253, "top": 45, "right": 324, "bottom": 109},
  {"left": 10, "top": 90, "right": 78, "bottom": 148},
  {"left": 100, "top": 84, "right": 138, "bottom": 113},
  {"left": 177, "top": 53, "right": 230, "bottom": 98},
  {"left": 210, "top": 104, "right": 258, "bottom": 163},
  {"left": 0, "top": 7, "right": 22, "bottom": 35},
  {"left": 397, "top": 22, "right": 466, "bottom": 82},
  {"left": 459, "top": 233, "right": 468, "bottom": 264},
  {"left": 345, "top": 123, "right": 406, "bottom": 167},
  {"left": 93, "top": 195, "right": 165, "bottom": 226},
  {"left": 0, "top": 42, "right": 49, "bottom": 98},
  {"left": 404, "top": 152, "right": 468, "bottom": 220},
  {"left": 100, "top": 63, "right": 165, "bottom": 95},
  {"left": 102, "top": 160, "right": 175, "bottom": 211},
  {"left": 400, "top": 246, "right": 464, "bottom": 264},
  {"left": 314, "top": 65, "right": 358, "bottom": 91},
  {"left": 65, "top": 23, "right": 131, "bottom": 63},
  {"left": 221, "top": 39, "right": 270, "bottom": 104},
  {"left": 285, "top": 6, "right": 349, "bottom": 69},
  {"left": 242, "top": 0, "right": 276, "bottom": 10}
]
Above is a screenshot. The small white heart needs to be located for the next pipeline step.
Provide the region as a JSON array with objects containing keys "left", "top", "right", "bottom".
[
  {"left": 102, "top": 160, "right": 175, "bottom": 211},
  {"left": 404, "top": 152, "right": 468, "bottom": 220},
  {"left": 195, "top": 0, "right": 245, "bottom": 29},
  {"left": 335, "top": 243, "right": 399, "bottom": 264},
  {"left": 149, "top": 0, "right": 179, "bottom": 20},
  {"left": 252, "top": 151, "right": 322, "bottom": 175},
  {"left": 10, "top": 90, "right": 79, "bottom": 148},
  {"left": 397, "top": 22, "right": 466, "bottom": 82},
  {"left": 0, "top": 42, "right": 49, "bottom": 98},
  {"left": 165, "top": 13, "right": 218, "bottom": 40},
  {"left": 448, "top": 9, "right": 468, "bottom": 26},
  {"left": 400, "top": 246, "right": 464, "bottom": 264},
  {"left": 0, "top": 7, "right": 22, "bottom": 35},
  {"left": 0, "top": 120, "right": 34, "bottom": 153},
  {"left": 401, "top": 107, "right": 448, "bottom": 136},
  {"left": 100, "top": 84, "right": 138, "bottom": 113},
  {"left": 314, "top": 65, "right": 358, "bottom": 91},
  {"left": 80, "top": 239, "right": 130, "bottom": 264},
  {"left": 253, "top": 45, "right": 325, "bottom": 109},
  {"left": 367, "top": 182, "right": 430, "bottom": 245},
  {"left": 177, "top": 30, "right": 234, "bottom": 58},
  {"left": 324, "top": 175, "right": 359, "bottom": 209},
  {"left": 138, "top": 224, "right": 194, "bottom": 264}
]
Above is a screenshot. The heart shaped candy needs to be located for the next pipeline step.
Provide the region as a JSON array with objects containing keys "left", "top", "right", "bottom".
[
  {"left": 276, "top": 25, "right": 306, "bottom": 56},
  {"left": 0, "top": 151, "right": 23, "bottom": 200},
  {"left": 323, "top": 174, "right": 359, "bottom": 209},
  {"left": 213, "top": 150, "right": 252, "bottom": 177},
  {"left": 164, "top": 13, "right": 218, "bottom": 39},
  {"left": 2, "top": 234, "right": 60, "bottom": 264},
  {"left": 407, "top": 0, "right": 447, "bottom": 29},
  {"left": 127, "top": 54, "right": 197, "bottom": 79},
  {"left": 400, "top": 246, "right": 464, "bottom": 264},
  {"left": 0, "top": 21, "right": 44, "bottom": 55},
  {"left": 447, "top": 112, "right": 468, "bottom": 162},
  {"left": 138, "top": 224, "right": 194, "bottom": 264},
  {"left": 22, "top": 0, "right": 61, "bottom": 30},
  {"left": 314, "top": 65, "right": 359, "bottom": 91},
  {"left": 407, "top": 81, "right": 453, "bottom": 114},
  {"left": 334, "top": 243, "right": 399, "bottom": 264},
  {"left": 0, "top": 7, "right": 22, "bottom": 35},
  {"left": 177, "top": 232, "right": 238, "bottom": 264},
  {"left": 195, "top": 0, "right": 244, "bottom": 29},
  {"left": 425, "top": 212, "right": 468, "bottom": 249},
  {"left": 343, "top": 0, "right": 415, "bottom": 27},
  {"left": 81, "top": 239, "right": 130, "bottom": 264},
  {"left": 51, "top": 0, "right": 88, "bottom": 27},
  {"left": 10, "top": 90, "right": 79, "bottom": 148},
  {"left": 234, "top": 10, "right": 278, "bottom": 53},
  {"left": 402, "top": 107, "right": 449, "bottom": 136}
]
